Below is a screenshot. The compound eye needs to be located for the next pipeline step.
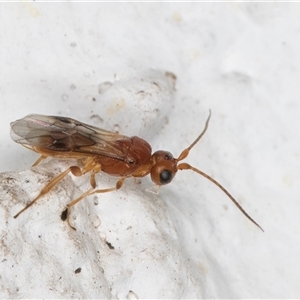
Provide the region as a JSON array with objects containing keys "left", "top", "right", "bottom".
[{"left": 159, "top": 169, "right": 173, "bottom": 184}]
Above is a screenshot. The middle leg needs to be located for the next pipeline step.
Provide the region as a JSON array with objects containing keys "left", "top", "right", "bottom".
[{"left": 62, "top": 176, "right": 127, "bottom": 230}]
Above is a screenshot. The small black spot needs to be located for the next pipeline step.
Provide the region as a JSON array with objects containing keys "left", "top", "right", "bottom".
[
  {"left": 164, "top": 153, "right": 172, "bottom": 160},
  {"left": 106, "top": 241, "right": 114, "bottom": 249},
  {"left": 61, "top": 208, "right": 68, "bottom": 221},
  {"left": 56, "top": 116, "right": 72, "bottom": 124},
  {"left": 75, "top": 267, "right": 81, "bottom": 274},
  {"left": 160, "top": 170, "right": 172, "bottom": 184},
  {"left": 49, "top": 142, "right": 67, "bottom": 151}
]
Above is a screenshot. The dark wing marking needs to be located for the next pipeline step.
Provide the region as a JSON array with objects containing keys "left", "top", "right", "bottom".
[{"left": 10, "top": 114, "right": 130, "bottom": 160}]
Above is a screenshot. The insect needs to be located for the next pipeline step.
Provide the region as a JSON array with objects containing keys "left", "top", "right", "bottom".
[{"left": 10, "top": 112, "right": 263, "bottom": 231}]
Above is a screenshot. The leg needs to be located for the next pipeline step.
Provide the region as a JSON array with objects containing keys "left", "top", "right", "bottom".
[
  {"left": 14, "top": 166, "right": 82, "bottom": 218},
  {"left": 62, "top": 177, "right": 126, "bottom": 230},
  {"left": 32, "top": 155, "right": 47, "bottom": 167}
]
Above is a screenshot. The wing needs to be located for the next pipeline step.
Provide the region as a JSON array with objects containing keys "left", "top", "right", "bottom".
[{"left": 10, "top": 114, "right": 131, "bottom": 160}]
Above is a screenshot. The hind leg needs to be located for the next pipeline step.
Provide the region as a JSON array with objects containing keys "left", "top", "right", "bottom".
[
  {"left": 32, "top": 155, "right": 47, "bottom": 167},
  {"left": 14, "top": 166, "right": 82, "bottom": 218}
]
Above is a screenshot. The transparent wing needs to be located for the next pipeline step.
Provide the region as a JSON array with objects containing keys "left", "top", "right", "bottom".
[{"left": 10, "top": 114, "right": 131, "bottom": 160}]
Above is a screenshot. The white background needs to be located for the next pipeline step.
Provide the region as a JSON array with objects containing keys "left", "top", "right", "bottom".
[{"left": 0, "top": 2, "right": 299, "bottom": 298}]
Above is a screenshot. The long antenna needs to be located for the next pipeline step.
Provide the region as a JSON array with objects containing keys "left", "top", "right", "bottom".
[
  {"left": 178, "top": 163, "right": 264, "bottom": 232},
  {"left": 177, "top": 110, "right": 211, "bottom": 161},
  {"left": 176, "top": 110, "right": 263, "bottom": 232}
]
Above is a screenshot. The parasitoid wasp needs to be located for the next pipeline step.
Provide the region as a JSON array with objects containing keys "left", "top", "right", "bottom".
[{"left": 10, "top": 111, "right": 263, "bottom": 231}]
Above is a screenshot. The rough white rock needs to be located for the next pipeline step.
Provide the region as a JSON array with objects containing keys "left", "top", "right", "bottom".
[{"left": 1, "top": 2, "right": 300, "bottom": 299}]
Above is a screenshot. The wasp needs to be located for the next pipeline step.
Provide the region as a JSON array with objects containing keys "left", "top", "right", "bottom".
[{"left": 10, "top": 112, "right": 263, "bottom": 231}]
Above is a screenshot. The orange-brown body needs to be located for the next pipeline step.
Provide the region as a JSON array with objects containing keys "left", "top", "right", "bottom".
[
  {"left": 33, "top": 136, "right": 153, "bottom": 177},
  {"left": 93, "top": 136, "right": 152, "bottom": 176}
]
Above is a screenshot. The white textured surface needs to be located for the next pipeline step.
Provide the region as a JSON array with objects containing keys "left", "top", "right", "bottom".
[{"left": 1, "top": 3, "right": 300, "bottom": 298}]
